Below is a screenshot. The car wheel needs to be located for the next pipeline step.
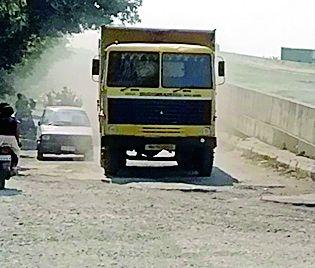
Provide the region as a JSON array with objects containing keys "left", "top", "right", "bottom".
[
  {"left": 37, "top": 148, "right": 45, "bottom": 161},
  {"left": 0, "top": 178, "right": 5, "bottom": 190},
  {"left": 0, "top": 171, "right": 8, "bottom": 190},
  {"left": 84, "top": 149, "right": 94, "bottom": 161}
]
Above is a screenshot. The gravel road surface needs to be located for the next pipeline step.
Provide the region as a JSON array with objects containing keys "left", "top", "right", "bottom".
[{"left": 1, "top": 142, "right": 314, "bottom": 267}]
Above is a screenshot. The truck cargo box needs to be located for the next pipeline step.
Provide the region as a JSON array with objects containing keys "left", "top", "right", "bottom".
[{"left": 101, "top": 26, "right": 216, "bottom": 50}]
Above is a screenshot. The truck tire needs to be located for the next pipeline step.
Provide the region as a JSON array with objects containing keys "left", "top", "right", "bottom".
[
  {"left": 197, "top": 148, "right": 214, "bottom": 177},
  {"left": 102, "top": 146, "right": 125, "bottom": 177},
  {"left": 177, "top": 150, "right": 193, "bottom": 171}
]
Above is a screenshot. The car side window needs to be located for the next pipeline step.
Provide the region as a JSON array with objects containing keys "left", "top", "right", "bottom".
[{"left": 41, "top": 110, "right": 54, "bottom": 125}]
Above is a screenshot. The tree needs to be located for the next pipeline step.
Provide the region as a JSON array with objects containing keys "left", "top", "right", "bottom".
[{"left": 0, "top": 0, "right": 142, "bottom": 97}]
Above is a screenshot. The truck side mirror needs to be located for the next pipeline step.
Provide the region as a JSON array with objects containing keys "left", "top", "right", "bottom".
[
  {"left": 218, "top": 61, "right": 225, "bottom": 77},
  {"left": 38, "top": 121, "right": 41, "bottom": 126},
  {"left": 92, "top": 59, "right": 100, "bottom": 76}
]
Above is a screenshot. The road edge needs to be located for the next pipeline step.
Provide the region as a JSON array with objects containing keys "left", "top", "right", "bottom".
[{"left": 219, "top": 132, "right": 315, "bottom": 181}]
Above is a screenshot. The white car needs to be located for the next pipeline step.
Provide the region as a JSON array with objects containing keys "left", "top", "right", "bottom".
[{"left": 37, "top": 106, "right": 94, "bottom": 160}]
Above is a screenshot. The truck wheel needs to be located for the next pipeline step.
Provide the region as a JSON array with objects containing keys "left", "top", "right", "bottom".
[
  {"left": 102, "top": 146, "right": 125, "bottom": 177},
  {"left": 177, "top": 151, "right": 193, "bottom": 170},
  {"left": 197, "top": 148, "right": 214, "bottom": 177}
]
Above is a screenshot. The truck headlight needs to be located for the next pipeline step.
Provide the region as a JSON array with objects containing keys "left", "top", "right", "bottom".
[
  {"left": 41, "top": 135, "right": 50, "bottom": 141},
  {"left": 203, "top": 127, "right": 211, "bottom": 136},
  {"left": 108, "top": 126, "right": 117, "bottom": 134}
]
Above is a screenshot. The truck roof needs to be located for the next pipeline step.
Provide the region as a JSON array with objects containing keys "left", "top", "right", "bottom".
[
  {"left": 101, "top": 26, "right": 216, "bottom": 51},
  {"left": 106, "top": 43, "right": 213, "bottom": 54}
]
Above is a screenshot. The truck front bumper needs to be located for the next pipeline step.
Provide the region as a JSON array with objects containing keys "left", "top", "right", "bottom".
[
  {"left": 101, "top": 135, "right": 217, "bottom": 150},
  {"left": 103, "top": 124, "right": 215, "bottom": 138}
]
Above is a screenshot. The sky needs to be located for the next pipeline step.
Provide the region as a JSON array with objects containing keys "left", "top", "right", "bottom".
[{"left": 71, "top": 0, "right": 315, "bottom": 57}]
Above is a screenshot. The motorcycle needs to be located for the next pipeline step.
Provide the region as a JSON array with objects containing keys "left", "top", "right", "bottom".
[
  {"left": 0, "top": 135, "right": 20, "bottom": 190},
  {"left": 0, "top": 146, "right": 17, "bottom": 190}
]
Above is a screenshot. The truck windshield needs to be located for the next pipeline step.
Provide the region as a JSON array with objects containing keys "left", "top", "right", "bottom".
[
  {"left": 107, "top": 52, "right": 159, "bottom": 88},
  {"left": 162, "top": 53, "right": 212, "bottom": 89}
]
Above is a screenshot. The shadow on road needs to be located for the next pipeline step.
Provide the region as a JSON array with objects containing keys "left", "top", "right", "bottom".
[
  {"left": 0, "top": 188, "right": 23, "bottom": 197},
  {"left": 21, "top": 151, "right": 86, "bottom": 162},
  {"left": 39, "top": 156, "right": 85, "bottom": 162},
  {"left": 111, "top": 166, "right": 237, "bottom": 186}
]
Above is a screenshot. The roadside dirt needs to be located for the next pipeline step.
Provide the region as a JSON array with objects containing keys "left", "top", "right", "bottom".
[{"left": 0, "top": 143, "right": 314, "bottom": 267}]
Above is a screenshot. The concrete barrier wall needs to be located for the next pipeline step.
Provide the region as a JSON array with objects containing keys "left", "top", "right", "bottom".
[{"left": 218, "top": 84, "right": 315, "bottom": 159}]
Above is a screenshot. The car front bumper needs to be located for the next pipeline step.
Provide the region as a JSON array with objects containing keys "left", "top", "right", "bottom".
[{"left": 38, "top": 134, "right": 93, "bottom": 154}]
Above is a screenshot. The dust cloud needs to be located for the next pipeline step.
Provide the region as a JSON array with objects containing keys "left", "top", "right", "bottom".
[{"left": 13, "top": 40, "right": 100, "bottom": 146}]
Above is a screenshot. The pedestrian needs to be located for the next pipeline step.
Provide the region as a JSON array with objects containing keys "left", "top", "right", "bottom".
[{"left": 15, "top": 93, "right": 29, "bottom": 121}]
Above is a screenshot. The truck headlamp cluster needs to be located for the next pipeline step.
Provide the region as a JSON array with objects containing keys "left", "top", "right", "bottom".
[
  {"left": 108, "top": 126, "right": 117, "bottom": 135},
  {"left": 203, "top": 127, "right": 211, "bottom": 136}
]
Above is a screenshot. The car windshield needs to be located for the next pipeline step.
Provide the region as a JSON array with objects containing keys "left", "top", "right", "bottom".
[
  {"left": 162, "top": 53, "right": 213, "bottom": 89},
  {"left": 42, "top": 109, "right": 91, "bottom": 127},
  {"left": 107, "top": 52, "right": 159, "bottom": 88}
]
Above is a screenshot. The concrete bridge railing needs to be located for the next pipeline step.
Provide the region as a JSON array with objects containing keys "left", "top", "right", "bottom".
[{"left": 217, "top": 84, "right": 315, "bottom": 159}]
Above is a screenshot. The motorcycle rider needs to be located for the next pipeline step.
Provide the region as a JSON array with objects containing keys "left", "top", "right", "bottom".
[
  {"left": 15, "top": 93, "right": 36, "bottom": 140},
  {"left": 29, "top": 98, "right": 37, "bottom": 111},
  {"left": 0, "top": 104, "right": 20, "bottom": 174}
]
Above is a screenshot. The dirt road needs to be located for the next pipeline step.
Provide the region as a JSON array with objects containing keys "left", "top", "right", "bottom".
[{"left": 1, "top": 142, "right": 315, "bottom": 267}]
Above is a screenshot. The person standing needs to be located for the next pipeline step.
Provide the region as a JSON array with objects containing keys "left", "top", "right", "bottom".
[{"left": 15, "top": 93, "right": 29, "bottom": 121}]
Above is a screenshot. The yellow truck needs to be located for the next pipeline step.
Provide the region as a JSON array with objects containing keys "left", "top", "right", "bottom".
[{"left": 92, "top": 26, "right": 225, "bottom": 177}]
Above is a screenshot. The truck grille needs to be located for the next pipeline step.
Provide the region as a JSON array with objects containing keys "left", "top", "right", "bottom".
[{"left": 108, "top": 99, "right": 212, "bottom": 125}]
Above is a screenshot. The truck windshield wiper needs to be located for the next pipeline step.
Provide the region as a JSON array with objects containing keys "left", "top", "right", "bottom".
[
  {"left": 120, "top": 87, "right": 132, "bottom": 92},
  {"left": 173, "top": 88, "right": 192, "bottom": 93}
]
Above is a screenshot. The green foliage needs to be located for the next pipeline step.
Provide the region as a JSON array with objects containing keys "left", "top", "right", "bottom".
[{"left": 0, "top": 0, "right": 142, "bottom": 97}]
